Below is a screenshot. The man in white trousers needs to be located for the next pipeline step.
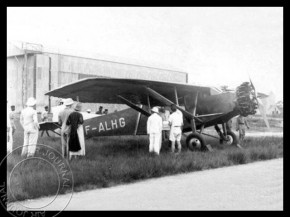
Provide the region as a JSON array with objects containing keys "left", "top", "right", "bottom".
[
  {"left": 168, "top": 104, "right": 184, "bottom": 154},
  {"left": 20, "top": 97, "right": 40, "bottom": 157},
  {"left": 147, "top": 106, "right": 163, "bottom": 155}
]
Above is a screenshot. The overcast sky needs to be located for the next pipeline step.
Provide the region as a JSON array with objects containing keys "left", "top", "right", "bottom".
[{"left": 7, "top": 7, "right": 283, "bottom": 101}]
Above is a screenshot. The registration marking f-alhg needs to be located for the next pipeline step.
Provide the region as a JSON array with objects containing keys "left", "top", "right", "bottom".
[
  {"left": 81, "top": 108, "right": 143, "bottom": 138},
  {"left": 85, "top": 117, "right": 126, "bottom": 134}
]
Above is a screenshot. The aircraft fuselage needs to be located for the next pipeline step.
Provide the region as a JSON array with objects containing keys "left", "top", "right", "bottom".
[{"left": 83, "top": 108, "right": 146, "bottom": 138}]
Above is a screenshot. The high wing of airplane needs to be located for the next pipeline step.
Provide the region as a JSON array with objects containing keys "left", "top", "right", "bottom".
[{"left": 43, "top": 78, "right": 261, "bottom": 151}]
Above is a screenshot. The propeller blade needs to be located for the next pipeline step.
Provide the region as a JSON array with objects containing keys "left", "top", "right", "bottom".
[
  {"left": 248, "top": 77, "right": 260, "bottom": 106},
  {"left": 257, "top": 92, "right": 269, "bottom": 99},
  {"left": 249, "top": 78, "right": 255, "bottom": 90},
  {"left": 248, "top": 76, "right": 270, "bottom": 129},
  {"left": 257, "top": 98, "right": 270, "bottom": 129}
]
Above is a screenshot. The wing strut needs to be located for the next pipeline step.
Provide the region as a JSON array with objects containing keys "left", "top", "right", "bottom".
[
  {"left": 193, "top": 92, "right": 199, "bottom": 116},
  {"left": 145, "top": 87, "right": 203, "bottom": 123},
  {"left": 117, "top": 95, "right": 151, "bottom": 116},
  {"left": 147, "top": 95, "right": 151, "bottom": 112},
  {"left": 174, "top": 87, "right": 179, "bottom": 106}
]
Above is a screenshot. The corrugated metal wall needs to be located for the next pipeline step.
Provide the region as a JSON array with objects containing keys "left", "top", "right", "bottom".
[
  {"left": 58, "top": 54, "right": 186, "bottom": 83},
  {"left": 7, "top": 52, "right": 187, "bottom": 113},
  {"left": 7, "top": 55, "right": 35, "bottom": 110}
]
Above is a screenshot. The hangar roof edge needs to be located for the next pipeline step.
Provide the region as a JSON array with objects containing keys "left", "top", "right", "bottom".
[
  {"left": 43, "top": 51, "right": 188, "bottom": 76},
  {"left": 7, "top": 41, "right": 188, "bottom": 76}
]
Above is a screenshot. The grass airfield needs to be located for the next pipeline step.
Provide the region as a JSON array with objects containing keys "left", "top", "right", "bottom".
[{"left": 6, "top": 115, "right": 283, "bottom": 202}]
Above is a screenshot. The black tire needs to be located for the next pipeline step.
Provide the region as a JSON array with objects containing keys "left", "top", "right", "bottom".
[
  {"left": 186, "top": 133, "right": 206, "bottom": 151},
  {"left": 223, "top": 131, "right": 238, "bottom": 146}
]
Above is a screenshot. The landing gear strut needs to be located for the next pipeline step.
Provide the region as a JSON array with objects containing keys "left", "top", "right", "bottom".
[
  {"left": 223, "top": 131, "right": 238, "bottom": 146},
  {"left": 184, "top": 92, "right": 208, "bottom": 151},
  {"left": 215, "top": 124, "right": 238, "bottom": 146}
]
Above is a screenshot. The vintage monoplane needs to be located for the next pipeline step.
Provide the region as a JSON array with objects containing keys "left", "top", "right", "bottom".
[{"left": 41, "top": 78, "right": 268, "bottom": 151}]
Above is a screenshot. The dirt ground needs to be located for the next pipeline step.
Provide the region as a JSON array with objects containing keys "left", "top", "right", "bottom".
[{"left": 8, "top": 158, "right": 283, "bottom": 211}]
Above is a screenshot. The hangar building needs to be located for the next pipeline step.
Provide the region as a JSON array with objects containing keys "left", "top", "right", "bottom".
[{"left": 7, "top": 41, "right": 188, "bottom": 113}]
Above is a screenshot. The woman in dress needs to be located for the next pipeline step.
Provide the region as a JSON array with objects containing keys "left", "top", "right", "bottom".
[{"left": 66, "top": 102, "right": 86, "bottom": 160}]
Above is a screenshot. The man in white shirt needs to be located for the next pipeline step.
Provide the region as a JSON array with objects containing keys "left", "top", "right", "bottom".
[
  {"left": 20, "top": 97, "right": 40, "bottom": 157},
  {"left": 147, "top": 106, "right": 163, "bottom": 155},
  {"left": 168, "top": 104, "right": 184, "bottom": 154}
]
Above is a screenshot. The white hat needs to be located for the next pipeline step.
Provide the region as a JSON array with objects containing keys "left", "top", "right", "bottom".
[
  {"left": 87, "top": 109, "right": 91, "bottom": 112},
  {"left": 151, "top": 107, "right": 159, "bottom": 113},
  {"left": 26, "top": 97, "right": 36, "bottom": 106},
  {"left": 64, "top": 98, "right": 74, "bottom": 106}
]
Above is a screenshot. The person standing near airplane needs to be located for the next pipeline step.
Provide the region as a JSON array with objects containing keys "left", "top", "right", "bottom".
[
  {"left": 9, "top": 105, "right": 16, "bottom": 135},
  {"left": 66, "top": 102, "right": 85, "bottom": 160},
  {"left": 103, "top": 109, "right": 108, "bottom": 115},
  {"left": 40, "top": 105, "right": 51, "bottom": 137},
  {"left": 7, "top": 101, "right": 13, "bottom": 153},
  {"left": 96, "top": 106, "right": 103, "bottom": 114},
  {"left": 147, "top": 106, "right": 163, "bottom": 155},
  {"left": 20, "top": 97, "right": 39, "bottom": 157},
  {"left": 236, "top": 115, "right": 250, "bottom": 145},
  {"left": 41, "top": 106, "right": 49, "bottom": 122},
  {"left": 226, "top": 119, "right": 233, "bottom": 131},
  {"left": 58, "top": 98, "right": 74, "bottom": 159},
  {"left": 168, "top": 104, "right": 183, "bottom": 154},
  {"left": 159, "top": 107, "right": 170, "bottom": 144},
  {"left": 58, "top": 99, "right": 64, "bottom": 105}
]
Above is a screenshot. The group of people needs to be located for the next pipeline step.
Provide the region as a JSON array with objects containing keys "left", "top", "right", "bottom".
[
  {"left": 147, "top": 104, "right": 184, "bottom": 156},
  {"left": 58, "top": 98, "right": 85, "bottom": 160},
  {"left": 7, "top": 97, "right": 86, "bottom": 161},
  {"left": 147, "top": 105, "right": 250, "bottom": 155},
  {"left": 95, "top": 106, "right": 109, "bottom": 115},
  {"left": 7, "top": 97, "right": 250, "bottom": 159},
  {"left": 85, "top": 106, "right": 109, "bottom": 115}
]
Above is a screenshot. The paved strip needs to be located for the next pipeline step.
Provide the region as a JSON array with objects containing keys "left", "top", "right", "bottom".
[
  {"left": 8, "top": 158, "right": 283, "bottom": 211},
  {"left": 246, "top": 131, "right": 283, "bottom": 137}
]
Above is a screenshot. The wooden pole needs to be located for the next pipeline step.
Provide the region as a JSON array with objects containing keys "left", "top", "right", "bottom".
[{"left": 22, "top": 51, "right": 27, "bottom": 108}]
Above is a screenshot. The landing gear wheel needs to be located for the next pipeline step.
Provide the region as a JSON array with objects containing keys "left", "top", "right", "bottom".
[
  {"left": 186, "top": 133, "right": 206, "bottom": 151},
  {"left": 223, "top": 131, "right": 238, "bottom": 146}
]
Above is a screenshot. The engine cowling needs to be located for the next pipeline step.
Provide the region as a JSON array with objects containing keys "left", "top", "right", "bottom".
[{"left": 235, "top": 82, "right": 258, "bottom": 117}]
